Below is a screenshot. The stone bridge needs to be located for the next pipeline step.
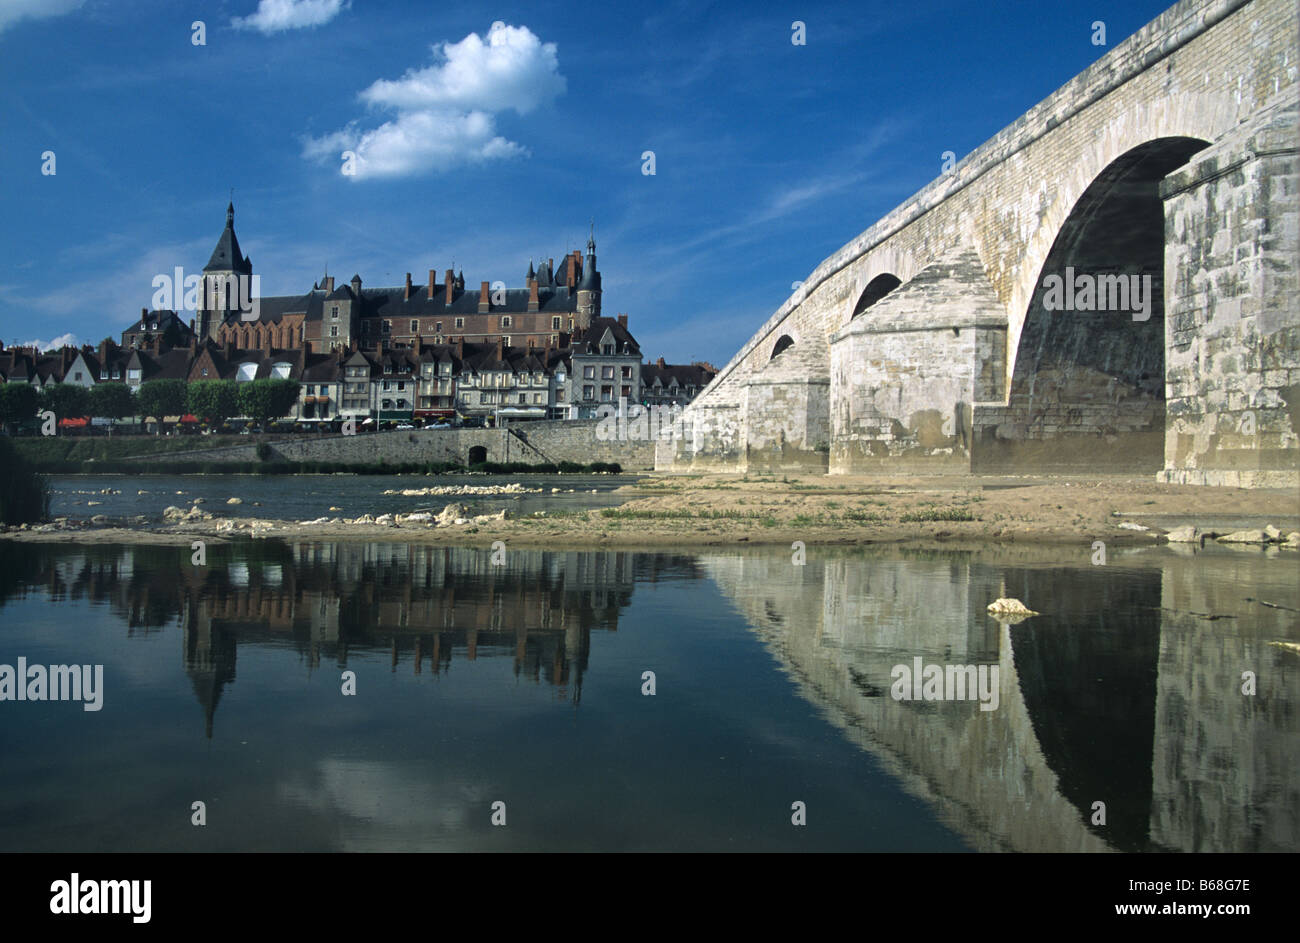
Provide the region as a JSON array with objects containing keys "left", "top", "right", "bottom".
[{"left": 659, "top": 0, "right": 1299, "bottom": 487}]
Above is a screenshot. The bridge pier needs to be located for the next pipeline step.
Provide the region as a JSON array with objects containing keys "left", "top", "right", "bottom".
[{"left": 1159, "top": 100, "right": 1300, "bottom": 488}]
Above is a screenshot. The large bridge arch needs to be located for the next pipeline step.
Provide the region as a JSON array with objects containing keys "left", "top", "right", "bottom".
[
  {"left": 1003, "top": 91, "right": 1243, "bottom": 381},
  {"left": 980, "top": 135, "right": 1214, "bottom": 472}
]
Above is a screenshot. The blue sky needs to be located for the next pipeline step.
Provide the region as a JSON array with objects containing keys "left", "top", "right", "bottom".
[{"left": 0, "top": 0, "right": 1173, "bottom": 365}]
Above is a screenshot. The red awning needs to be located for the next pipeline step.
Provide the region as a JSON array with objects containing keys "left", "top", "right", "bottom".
[
  {"left": 57, "top": 416, "right": 89, "bottom": 427},
  {"left": 179, "top": 414, "right": 199, "bottom": 423}
]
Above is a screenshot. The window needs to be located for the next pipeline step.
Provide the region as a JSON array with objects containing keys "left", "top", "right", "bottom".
[
  {"left": 397, "top": 382, "right": 405, "bottom": 391},
  {"left": 384, "top": 363, "right": 393, "bottom": 374},
  {"left": 518, "top": 394, "right": 526, "bottom": 404},
  {"left": 382, "top": 320, "right": 391, "bottom": 334},
  {"left": 602, "top": 366, "right": 614, "bottom": 379},
  {"left": 382, "top": 380, "right": 391, "bottom": 391},
  {"left": 201, "top": 368, "right": 208, "bottom": 377},
  {"left": 111, "top": 367, "right": 120, "bottom": 379},
  {"left": 98, "top": 368, "right": 107, "bottom": 380},
  {"left": 583, "top": 385, "right": 594, "bottom": 400},
  {"left": 502, "top": 336, "right": 511, "bottom": 346},
  {"left": 549, "top": 316, "right": 560, "bottom": 330},
  {"left": 621, "top": 366, "right": 632, "bottom": 378},
  {"left": 435, "top": 322, "right": 442, "bottom": 332},
  {"left": 128, "top": 368, "right": 142, "bottom": 382},
  {"left": 74, "top": 371, "right": 83, "bottom": 381},
  {"left": 602, "top": 344, "right": 613, "bottom": 355},
  {"left": 330, "top": 326, "right": 339, "bottom": 337},
  {"left": 601, "top": 385, "right": 613, "bottom": 402},
  {"left": 237, "top": 362, "right": 258, "bottom": 382},
  {"left": 305, "top": 385, "right": 314, "bottom": 395},
  {"left": 454, "top": 318, "right": 464, "bottom": 328},
  {"left": 410, "top": 320, "right": 419, "bottom": 333},
  {"left": 382, "top": 399, "right": 392, "bottom": 409},
  {"left": 362, "top": 321, "right": 371, "bottom": 334},
  {"left": 622, "top": 385, "right": 632, "bottom": 398},
  {"left": 501, "top": 316, "right": 512, "bottom": 328},
  {"left": 331, "top": 306, "right": 339, "bottom": 319},
  {"left": 396, "top": 399, "right": 406, "bottom": 408},
  {"left": 583, "top": 366, "right": 595, "bottom": 379},
  {"left": 534, "top": 393, "right": 543, "bottom": 404},
  {"left": 556, "top": 389, "right": 565, "bottom": 402},
  {"left": 272, "top": 362, "right": 291, "bottom": 380}
]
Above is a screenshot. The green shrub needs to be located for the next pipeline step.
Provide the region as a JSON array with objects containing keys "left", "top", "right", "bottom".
[{"left": 0, "top": 436, "right": 49, "bottom": 524}]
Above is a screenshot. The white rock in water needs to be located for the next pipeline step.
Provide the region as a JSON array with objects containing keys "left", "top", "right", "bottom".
[
  {"left": 404, "top": 512, "right": 433, "bottom": 523},
  {"left": 192, "top": 497, "right": 205, "bottom": 504},
  {"left": 1263, "top": 524, "right": 1281, "bottom": 540},
  {"left": 329, "top": 506, "right": 343, "bottom": 511},
  {"left": 454, "top": 518, "right": 468, "bottom": 525},
  {"left": 1217, "top": 529, "right": 1265, "bottom": 544},
  {"left": 86, "top": 501, "right": 101, "bottom": 507},
  {"left": 1117, "top": 522, "right": 1148, "bottom": 531},
  {"left": 227, "top": 497, "right": 243, "bottom": 505},
  {"left": 987, "top": 598, "right": 1039, "bottom": 616},
  {"left": 1164, "top": 525, "right": 1201, "bottom": 543}
]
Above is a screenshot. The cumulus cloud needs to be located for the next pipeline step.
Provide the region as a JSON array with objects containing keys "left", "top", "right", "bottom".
[
  {"left": 17, "top": 333, "right": 79, "bottom": 351},
  {"left": 0, "top": 0, "right": 85, "bottom": 35},
  {"left": 232, "top": 0, "right": 348, "bottom": 34},
  {"left": 303, "top": 21, "right": 564, "bottom": 180},
  {"left": 361, "top": 22, "right": 565, "bottom": 115}
]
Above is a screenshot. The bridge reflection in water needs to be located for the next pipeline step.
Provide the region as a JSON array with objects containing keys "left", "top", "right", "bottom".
[
  {"left": 701, "top": 546, "right": 1296, "bottom": 853},
  {"left": 6, "top": 540, "right": 1295, "bottom": 852}
]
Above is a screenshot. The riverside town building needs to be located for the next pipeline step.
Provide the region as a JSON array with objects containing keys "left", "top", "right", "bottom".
[{"left": 0, "top": 203, "right": 718, "bottom": 428}]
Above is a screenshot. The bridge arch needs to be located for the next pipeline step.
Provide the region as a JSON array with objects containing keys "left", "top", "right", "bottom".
[
  {"left": 1005, "top": 90, "right": 1243, "bottom": 383},
  {"left": 993, "top": 134, "right": 1212, "bottom": 471},
  {"left": 770, "top": 335, "right": 795, "bottom": 360},
  {"left": 851, "top": 274, "right": 902, "bottom": 319}
]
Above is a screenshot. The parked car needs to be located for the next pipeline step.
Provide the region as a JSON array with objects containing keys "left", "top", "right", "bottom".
[
  {"left": 395, "top": 423, "right": 415, "bottom": 430},
  {"left": 429, "top": 421, "right": 452, "bottom": 430}
]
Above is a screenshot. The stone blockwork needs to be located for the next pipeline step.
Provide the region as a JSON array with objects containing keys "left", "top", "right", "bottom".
[
  {"left": 663, "top": 0, "right": 1299, "bottom": 486},
  {"left": 1159, "top": 100, "right": 1300, "bottom": 487},
  {"left": 156, "top": 420, "right": 657, "bottom": 469}
]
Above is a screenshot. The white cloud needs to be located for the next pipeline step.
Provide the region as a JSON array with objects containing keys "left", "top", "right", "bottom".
[
  {"left": 361, "top": 22, "right": 565, "bottom": 115},
  {"left": 17, "top": 333, "right": 78, "bottom": 351},
  {"left": 0, "top": 0, "right": 85, "bottom": 35},
  {"left": 303, "top": 110, "right": 525, "bottom": 179},
  {"left": 303, "top": 22, "right": 563, "bottom": 181},
  {"left": 232, "top": 0, "right": 348, "bottom": 34}
]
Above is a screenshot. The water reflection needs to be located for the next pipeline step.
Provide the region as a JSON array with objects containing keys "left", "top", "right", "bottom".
[{"left": 0, "top": 540, "right": 1294, "bottom": 852}]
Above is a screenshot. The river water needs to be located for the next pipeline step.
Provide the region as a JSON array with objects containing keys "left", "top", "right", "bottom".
[
  {"left": 0, "top": 534, "right": 1294, "bottom": 852},
  {"left": 49, "top": 473, "right": 641, "bottom": 521}
]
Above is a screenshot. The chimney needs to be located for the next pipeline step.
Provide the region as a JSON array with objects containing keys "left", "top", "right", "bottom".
[
  {"left": 324, "top": 275, "right": 335, "bottom": 292},
  {"left": 617, "top": 314, "right": 628, "bottom": 329},
  {"left": 495, "top": 337, "right": 504, "bottom": 361},
  {"left": 223, "top": 338, "right": 233, "bottom": 362},
  {"left": 566, "top": 253, "right": 577, "bottom": 287},
  {"left": 527, "top": 278, "right": 539, "bottom": 312},
  {"left": 456, "top": 337, "right": 464, "bottom": 359},
  {"left": 657, "top": 356, "right": 666, "bottom": 368},
  {"left": 478, "top": 280, "right": 490, "bottom": 313},
  {"left": 444, "top": 269, "right": 454, "bottom": 305},
  {"left": 404, "top": 272, "right": 413, "bottom": 301},
  {"left": 427, "top": 269, "right": 436, "bottom": 299},
  {"left": 99, "top": 339, "right": 109, "bottom": 367}
]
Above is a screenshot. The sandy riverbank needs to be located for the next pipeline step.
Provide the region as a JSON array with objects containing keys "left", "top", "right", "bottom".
[{"left": 4, "top": 472, "right": 1298, "bottom": 551}]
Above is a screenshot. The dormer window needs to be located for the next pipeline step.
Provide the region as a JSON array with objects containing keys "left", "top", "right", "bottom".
[
  {"left": 99, "top": 368, "right": 108, "bottom": 380},
  {"left": 384, "top": 363, "right": 393, "bottom": 373}
]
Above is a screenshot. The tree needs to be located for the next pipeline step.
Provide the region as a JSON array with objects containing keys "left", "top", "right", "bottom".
[
  {"left": 136, "top": 379, "right": 188, "bottom": 428},
  {"left": 38, "top": 384, "right": 90, "bottom": 421},
  {"left": 188, "top": 380, "right": 238, "bottom": 424},
  {"left": 0, "top": 384, "right": 39, "bottom": 433},
  {"left": 88, "top": 383, "right": 136, "bottom": 421},
  {"left": 237, "top": 378, "right": 300, "bottom": 424}
]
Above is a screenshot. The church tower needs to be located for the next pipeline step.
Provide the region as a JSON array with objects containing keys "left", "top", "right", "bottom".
[
  {"left": 198, "top": 202, "right": 253, "bottom": 341},
  {"left": 576, "top": 226, "right": 602, "bottom": 327}
]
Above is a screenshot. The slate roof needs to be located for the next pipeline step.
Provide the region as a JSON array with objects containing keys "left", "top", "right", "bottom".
[{"left": 204, "top": 203, "right": 252, "bottom": 274}]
